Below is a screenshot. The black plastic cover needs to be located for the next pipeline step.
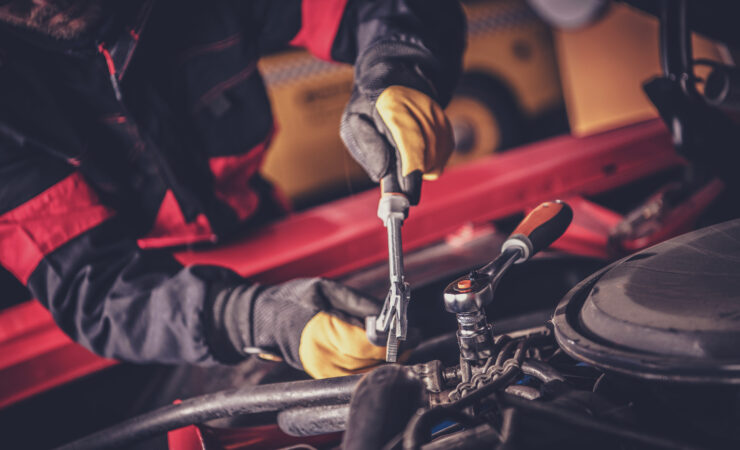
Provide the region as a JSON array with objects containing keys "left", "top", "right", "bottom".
[{"left": 552, "top": 219, "right": 740, "bottom": 383}]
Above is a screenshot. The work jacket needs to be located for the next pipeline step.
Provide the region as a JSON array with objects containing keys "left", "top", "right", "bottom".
[{"left": 0, "top": 0, "right": 464, "bottom": 364}]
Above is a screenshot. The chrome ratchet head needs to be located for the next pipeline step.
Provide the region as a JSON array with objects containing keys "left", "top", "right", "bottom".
[{"left": 443, "top": 273, "right": 493, "bottom": 314}]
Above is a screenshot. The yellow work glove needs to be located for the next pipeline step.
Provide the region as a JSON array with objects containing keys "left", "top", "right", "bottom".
[
  {"left": 375, "top": 86, "right": 454, "bottom": 182},
  {"left": 338, "top": 3, "right": 465, "bottom": 203},
  {"left": 341, "top": 84, "right": 454, "bottom": 205},
  {"left": 300, "top": 311, "right": 387, "bottom": 379},
  {"left": 209, "top": 278, "right": 387, "bottom": 379}
]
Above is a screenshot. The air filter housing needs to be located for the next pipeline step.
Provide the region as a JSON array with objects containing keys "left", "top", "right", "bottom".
[{"left": 552, "top": 219, "right": 740, "bottom": 383}]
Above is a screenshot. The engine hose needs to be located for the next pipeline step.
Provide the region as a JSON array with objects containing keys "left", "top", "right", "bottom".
[
  {"left": 504, "top": 385, "right": 540, "bottom": 400},
  {"left": 277, "top": 404, "right": 349, "bottom": 437},
  {"left": 521, "top": 359, "right": 565, "bottom": 384},
  {"left": 55, "top": 374, "right": 361, "bottom": 450}
]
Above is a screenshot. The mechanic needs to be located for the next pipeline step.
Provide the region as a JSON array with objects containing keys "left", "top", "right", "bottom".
[{"left": 0, "top": 1, "right": 465, "bottom": 379}]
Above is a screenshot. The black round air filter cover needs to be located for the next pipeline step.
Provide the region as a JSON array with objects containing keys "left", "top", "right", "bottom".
[{"left": 552, "top": 219, "right": 740, "bottom": 383}]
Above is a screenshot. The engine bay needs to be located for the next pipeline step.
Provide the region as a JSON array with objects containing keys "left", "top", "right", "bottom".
[{"left": 33, "top": 209, "right": 740, "bottom": 450}]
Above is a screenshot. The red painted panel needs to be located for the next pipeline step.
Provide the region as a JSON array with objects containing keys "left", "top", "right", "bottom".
[
  {"left": 0, "top": 301, "right": 54, "bottom": 342},
  {"left": 619, "top": 177, "right": 724, "bottom": 252},
  {"left": 174, "top": 119, "right": 681, "bottom": 282},
  {"left": 170, "top": 423, "right": 342, "bottom": 450},
  {"left": 553, "top": 196, "right": 624, "bottom": 260},
  {"left": 168, "top": 425, "right": 206, "bottom": 450},
  {"left": 0, "top": 343, "right": 116, "bottom": 410}
]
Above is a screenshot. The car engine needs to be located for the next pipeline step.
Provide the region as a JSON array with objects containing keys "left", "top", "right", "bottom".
[{"left": 56, "top": 205, "right": 740, "bottom": 450}]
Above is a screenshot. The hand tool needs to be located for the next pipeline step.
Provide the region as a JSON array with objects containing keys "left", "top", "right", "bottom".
[
  {"left": 366, "top": 172, "right": 412, "bottom": 362},
  {"left": 443, "top": 200, "right": 572, "bottom": 372}
]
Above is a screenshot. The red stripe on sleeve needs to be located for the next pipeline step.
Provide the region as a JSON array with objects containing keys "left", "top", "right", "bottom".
[
  {"left": 0, "top": 173, "right": 115, "bottom": 284},
  {"left": 137, "top": 190, "right": 216, "bottom": 249},
  {"left": 289, "top": 0, "right": 349, "bottom": 61},
  {"left": 208, "top": 131, "right": 273, "bottom": 221}
]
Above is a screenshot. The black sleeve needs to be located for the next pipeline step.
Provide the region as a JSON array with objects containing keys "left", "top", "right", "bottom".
[
  {"left": 244, "top": 0, "right": 303, "bottom": 56},
  {"left": 0, "top": 138, "right": 246, "bottom": 365},
  {"left": 245, "top": 0, "right": 466, "bottom": 105},
  {"left": 333, "top": 0, "right": 467, "bottom": 106},
  {"left": 30, "top": 219, "right": 247, "bottom": 365}
]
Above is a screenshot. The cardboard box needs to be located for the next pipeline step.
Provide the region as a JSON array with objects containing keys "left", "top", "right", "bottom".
[{"left": 556, "top": 3, "right": 726, "bottom": 137}]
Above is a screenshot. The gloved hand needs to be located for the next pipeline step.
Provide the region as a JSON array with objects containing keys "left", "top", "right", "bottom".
[
  {"left": 208, "top": 278, "right": 387, "bottom": 379},
  {"left": 340, "top": 44, "right": 455, "bottom": 205}
]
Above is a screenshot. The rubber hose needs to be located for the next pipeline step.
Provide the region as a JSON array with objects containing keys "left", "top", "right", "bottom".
[
  {"left": 56, "top": 374, "right": 361, "bottom": 450},
  {"left": 278, "top": 404, "right": 350, "bottom": 437}
]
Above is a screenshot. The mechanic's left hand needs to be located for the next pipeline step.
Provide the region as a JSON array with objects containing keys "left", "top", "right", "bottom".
[
  {"left": 262, "top": 278, "right": 388, "bottom": 379},
  {"left": 298, "top": 306, "right": 387, "bottom": 379},
  {"left": 341, "top": 84, "right": 454, "bottom": 205},
  {"left": 212, "top": 278, "right": 387, "bottom": 379}
]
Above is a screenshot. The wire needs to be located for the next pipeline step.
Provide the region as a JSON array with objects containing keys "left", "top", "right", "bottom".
[
  {"left": 494, "top": 340, "right": 518, "bottom": 369},
  {"left": 592, "top": 373, "right": 607, "bottom": 393}
]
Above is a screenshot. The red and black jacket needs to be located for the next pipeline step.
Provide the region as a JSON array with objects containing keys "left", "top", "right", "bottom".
[{"left": 0, "top": 0, "right": 464, "bottom": 365}]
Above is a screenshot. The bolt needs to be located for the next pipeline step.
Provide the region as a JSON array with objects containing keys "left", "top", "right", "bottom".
[{"left": 456, "top": 279, "right": 472, "bottom": 291}]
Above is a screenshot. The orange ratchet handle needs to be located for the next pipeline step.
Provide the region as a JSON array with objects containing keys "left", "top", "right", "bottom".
[{"left": 502, "top": 200, "right": 573, "bottom": 263}]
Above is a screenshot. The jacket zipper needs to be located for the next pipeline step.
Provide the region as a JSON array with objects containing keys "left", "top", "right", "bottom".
[{"left": 98, "top": 43, "right": 122, "bottom": 101}]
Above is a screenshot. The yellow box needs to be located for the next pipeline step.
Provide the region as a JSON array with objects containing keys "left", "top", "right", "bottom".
[{"left": 556, "top": 3, "right": 726, "bottom": 137}]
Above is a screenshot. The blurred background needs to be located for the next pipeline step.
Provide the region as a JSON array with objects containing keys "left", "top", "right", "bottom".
[{"left": 258, "top": 0, "right": 729, "bottom": 209}]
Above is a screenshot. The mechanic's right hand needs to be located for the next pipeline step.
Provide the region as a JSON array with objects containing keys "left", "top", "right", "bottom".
[
  {"left": 208, "top": 278, "right": 387, "bottom": 379},
  {"left": 341, "top": 85, "right": 454, "bottom": 205}
]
